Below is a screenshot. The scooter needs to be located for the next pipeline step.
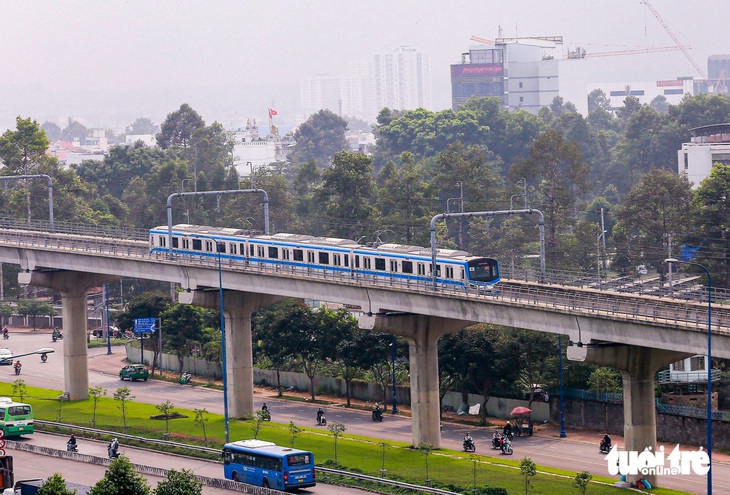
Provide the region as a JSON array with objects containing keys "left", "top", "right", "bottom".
[
  {"left": 261, "top": 409, "right": 271, "bottom": 421},
  {"left": 180, "top": 372, "right": 192, "bottom": 384},
  {"left": 108, "top": 445, "right": 120, "bottom": 458},
  {"left": 13, "top": 364, "right": 21, "bottom": 375},
  {"left": 66, "top": 442, "right": 78, "bottom": 453},
  {"left": 2, "top": 332, "right": 8, "bottom": 340},
  {"left": 372, "top": 408, "right": 383, "bottom": 422},
  {"left": 491, "top": 433, "right": 503, "bottom": 450},
  {"left": 463, "top": 438, "right": 476, "bottom": 453},
  {"left": 52, "top": 329, "right": 63, "bottom": 342},
  {"left": 316, "top": 413, "right": 327, "bottom": 426},
  {"left": 599, "top": 438, "right": 612, "bottom": 454},
  {"left": 500, "top": 437, "right": 513, "bottom": 455}
]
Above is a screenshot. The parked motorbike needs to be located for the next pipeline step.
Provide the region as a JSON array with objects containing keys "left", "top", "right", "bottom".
[
  {"left": 372, "top": 408, "right": 383, "bottom": 422},
  {"left": 180, "top": 372, "right": 192, "bottom": 384},
  {"left": 463, "top": 438, "right": 476, "bottom": 453}
]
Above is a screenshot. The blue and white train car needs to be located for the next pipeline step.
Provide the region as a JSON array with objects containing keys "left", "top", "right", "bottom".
[{"left": 149, "top": 224, "right": 500, "bottom": 291}]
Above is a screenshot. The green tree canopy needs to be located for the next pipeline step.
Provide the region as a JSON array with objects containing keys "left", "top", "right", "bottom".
[
  {"left": 156, "top": 103, "right": 205, "bottom": 150},
  {"left": 288, "top": 109, "right": 349, "bottom": 167}
]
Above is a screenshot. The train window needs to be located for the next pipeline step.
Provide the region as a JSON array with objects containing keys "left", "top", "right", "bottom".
[
  {"left": 364, "top": 257, "right": 371, "bottom": 269},
  {"left": 319, "top": 252, "right": 330, "bottom": 264},
  {"left": 230, "top": 243, "right": 237, "bottom": 255},
  {"left": 333, "top": 254, "right": 341, "bottom": 266},
  {"left": 354, "top": 255, "right": 360, "bottom": 268},
  {"left": 257, "top": 246, "right": 265, "bottom": 257},
  {"left": 205, "top": 240, "right": 213, "bottom": 251},
  {"left": 216, "top": 242, "right": 225, "bottom": 253},
  {"left": 417, "top": 263, "right": 425, "bottom": 275},
  {"left": 282, "top": 249, "right": 290, "bottom": 260},
  {"left": 158, "top": 235, "right": 166, "bottom": 247},
  {"left": 446, "top": 266, "right": 454, "bottom": 279},
  {"left": 460, "top": 268, "right": 464, "bottom": 280},
  {"left": 307, "top": 251, "right": 315, "bottom": 263},
  {"left": 390, "top": 260, "right": 398, "bottom": 272},
  {"left": 293, "top": 249, "right": 304, "bottom": 261},
  {"left": 172, "top": 237, "right": 179, "bottom": 248},
  {"left": 344, "top": 254, "right": 349, "bottom": 267},
  {"left": 240, "top": 243, "right": 245, "bottom": 255},
  {"left": 183, "top": 239, "right": 189, "bottom": 249},
  {"left": 268, "top": 246, "right": 279, "bottom": 259},
  {"left": 192, "top": 239, "right": 202, "bottom": 251},
  {"left": 249, "top": 244, "right": 254, "bottom": 256},
  {"left": 375, "top": 258, "right": 386, "bottom": 271},
  {"left": 402, "top": 261, "right": 413, "bottom": 274}
]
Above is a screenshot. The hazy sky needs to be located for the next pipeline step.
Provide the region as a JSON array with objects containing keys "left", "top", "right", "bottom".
[{"left": 2, "top": 0, "right": 729, "bottom": 132}]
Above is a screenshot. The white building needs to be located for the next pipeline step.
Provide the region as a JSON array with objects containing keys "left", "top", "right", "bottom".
[
  {"left": 230, "top": 119, "right": 294, "bottom": 174},
  {"left": 125, "top": 134, "right": 156, "bottom": 146},
  {"left": 677, "top": 123, "right": 730, "bottom": 188},
  {"left": 373, "top": 46, "right": 431, "bottom": 112},
  {"left": 589, "top": 78, "right": 694, "bottom": 111}
]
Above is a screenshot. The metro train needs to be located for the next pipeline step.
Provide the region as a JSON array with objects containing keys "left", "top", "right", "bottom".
[{"left": 149, "top": 224, "right": 501, "bottom": 291}]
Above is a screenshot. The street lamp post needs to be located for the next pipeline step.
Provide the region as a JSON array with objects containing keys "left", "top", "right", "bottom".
[
  {"left": 597, "top": 230, "right": 607, "bottom": 289},
  {"left": 665, "top": 258, "right": 712, "bottom": 495},
  {"left": 391, "top": 335, "right": 398, "bottom": 414},
  {"left": 218, "top": 242, "right": 230, "bottom": 443},
  {"left": 558, "top": 335, "right": 566, "bottom": 438}
]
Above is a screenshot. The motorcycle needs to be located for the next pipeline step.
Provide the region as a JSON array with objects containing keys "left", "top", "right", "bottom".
[
  {"left": 491, "top": 433, "right": 503, "bottom": 450},
  {"left": 316, "top": 413, "right": 327, "bottom": 426},
  {"left": 52, "top": 328, "right": 63, "bottom": 342},
  {"left": 463, "top": 438, "right": 476, "bottom": 453},
  {"left": 180, "top": 372, "right": 192, "bottom": 384},
  {"left": 66, "top": 441, "right": 78, "bottom": 453},
  {"left": 261, "top": 409, "right": 271, "bottom": 421},
  {"left": 13, "top": 364, "right": 21, "bottom": 375},
  {"left": 2, "top": 332, "right": 8, "bottom": 340},
  {"left": 108, "top": 441, "right": 120, "bottom": 458},
  {"left": 500, "top": 437, "right": 513, "bottom": 455},
  {"left": 372, "top": 408, "right": 383, "bottom": 422},
  {"left": 599, "top": 438, "right": 612, "bottom": 454}
]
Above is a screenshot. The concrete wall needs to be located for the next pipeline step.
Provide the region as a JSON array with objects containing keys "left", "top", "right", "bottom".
[{"left": 551, "top": 396, "right": 730, "bottom": 449}]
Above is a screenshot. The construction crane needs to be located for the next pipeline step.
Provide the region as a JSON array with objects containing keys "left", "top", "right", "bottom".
[
  {"left": 641, "top": 0, "right": 713, "bottom": 90},
  {"left": 470, "top": 35, "right": 495, "bottom": 45},
  {"left": 568, "top": 45, "right": 687, "bottom": 59}
]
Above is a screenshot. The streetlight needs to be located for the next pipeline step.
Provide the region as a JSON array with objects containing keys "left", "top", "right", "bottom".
[
  {"left": 665, "top": 258, "right": 712, "bottom": 495},
  {"left": 558, "top": 335, "right": 566, "bottom": 438},
  {"left": 597, "top": 230, "right": 607, "bottom": 289},
  {"left": 218, "top": 242, "right": 230, "bottom": 443},
  {"left": 390, "top": 335, "right": 398, "bottom": 414}
]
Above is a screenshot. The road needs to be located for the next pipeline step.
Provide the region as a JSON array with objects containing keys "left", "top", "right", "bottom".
[{"left": 4, "top": 331, "right": 728, "bottom": 495}]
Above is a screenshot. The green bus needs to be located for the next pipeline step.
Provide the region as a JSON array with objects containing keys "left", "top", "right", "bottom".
[{"left": 0, "top": 397, "right": 33, "bottom": 437}]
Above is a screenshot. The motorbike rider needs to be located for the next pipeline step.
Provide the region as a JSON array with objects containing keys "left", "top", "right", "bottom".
[
  {"left": 316, "top": 407, "right": 325, "bottom": 424},
  {"left": 373, "top": 402, "right": 383, "bottom": 419},
  {"left": 67, "top": 433, "right": 77, "bottom": 451},
  {"left": 464, "top": 432, "right": 474, "bottom": 448},
  {"left": 503, "top": 421, "right": 512, "bottom": 437},
  {"left": 108, "top": 437, "right": 119, "bottom": 458},
  {"left": 13, "top": 360, "right": 21, "bottom": 373},
  {"left": 262, "top": 403, "right": 269, "bottom": 413},
  {"left": 2, "top": 327, "right": 8, "bottom": 338},
  {"left": 601, "top": 433, "right": 612, "bottom": 450}
]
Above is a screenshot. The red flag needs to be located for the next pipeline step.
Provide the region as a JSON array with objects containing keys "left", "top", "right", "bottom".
[{"left": 269, "top": 109, "right": 278, "bottom": 118}]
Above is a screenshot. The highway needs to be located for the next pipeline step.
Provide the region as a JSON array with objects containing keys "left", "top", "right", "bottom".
[{"left": 4, "top": 331, "right": 728, "bottom": 495}]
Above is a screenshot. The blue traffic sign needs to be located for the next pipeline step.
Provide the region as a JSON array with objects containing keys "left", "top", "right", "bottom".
[{"left": 134, "top": 317, "right": 157, "bottom": 334}]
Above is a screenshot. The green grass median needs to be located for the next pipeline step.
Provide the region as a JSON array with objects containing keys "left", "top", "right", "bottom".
[{"left": 2, "top": 382, "right": 691, "bottom": 495}]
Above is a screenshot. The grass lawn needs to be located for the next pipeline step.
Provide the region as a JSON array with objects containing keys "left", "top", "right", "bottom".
[{"left": 2, "top": 382, "right": 690, "bottom": 495}]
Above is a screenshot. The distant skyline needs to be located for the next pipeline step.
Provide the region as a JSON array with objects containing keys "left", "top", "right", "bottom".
[{"left": 2, "top": 0, "right": 729, "bottom": 133}]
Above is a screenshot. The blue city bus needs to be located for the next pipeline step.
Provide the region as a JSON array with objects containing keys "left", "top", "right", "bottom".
[{"left": 222, "top": 440, "right": 316, "bottom": 490}]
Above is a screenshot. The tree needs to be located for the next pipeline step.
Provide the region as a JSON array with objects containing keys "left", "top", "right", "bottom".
[
  {"left": 126, "top": 118, "right": 159, "bottom": 136},
  {"left": 161, "top": 303, "right": 206, "bottom": 372},
  {"left": 519, "top": 457, "right": 537, "bottom": 494},
  {"left": 504, "top": 329, "right": 559, "bottom": 408},
  {"left": 0, "top": 116, "right": 51, "bottom": 222},
  {"left": 59, "top": 119, "right": 89, "bottom": 142},
  {"left": 16, "top": 299, "right": 54, "bottom": 330},
  {"left": 288, "top": 421, "right": 301, "bottom": 448},
  {"left": 588, "top": 367, "right": 622, "bottom": 394},
  {"left": 612, "top": 169, "right": 692, "bottom": 277},
  {"left": 156, "top": 103, "right": 205, "bottom": 150},
  {"left": 417, "top": 442, "right": 434, "bottom": 484},
  {"left": 155, "top": 400, "right": 176, "bottom": 435},
  {"left": 153, "top": 469, "right": 202, "bottom": 495},
  {"left": 573, "top": 470, "right": 593, "bottom": 495},
  {"left": 587, "top": 89, "right": 611, "bottom": 113},
  {"left": 12, "top": 379, "right": 26, "bottom": 402},
  {"left": 510, "top": 128, "right": 590, "bottom": 267},
  {"left": 288, "top": 109, "right": 349, "bottom": 166},
  {"left": 114, "top": 386, "right": 135, "bottom": 432},
  {"left": 116, "top": 291, "right": 171, "bottom": 374},
  {"left": 41, "top": 122, "right": 62, "bottom": 141},
  {"left": 38, "top": 473, "right": 77, "bottom": 495},
  {"left": 688, "top": 163, "right": 730, "bottom": 288},
  {"left": 89, "top": 455, "right": 151, "bottom": 495},
  {"left": 88, "top": 386, "right": 107, "bottom": 427},
  {"left": 194, "top": 408, "right": 210, "bottom": 446},
  {"left": 317, "top": 150, "right": 377, "bottom": 239},
  {"left": 327, "top": 421, "right": 346, "bottom": 466}
]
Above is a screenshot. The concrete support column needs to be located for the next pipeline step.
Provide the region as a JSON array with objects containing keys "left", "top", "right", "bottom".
[
  {"left": 360, "top": 313, "right": 466, "bottom": 448},
  {"left": 18, "top": 270, "right": 118, "bottom": 400},
  {"left": 580, "top": 344, "right": 690, "bottom": 488},
  {"left": 179, "top": 290, "right": 283, "bottom": 419}
]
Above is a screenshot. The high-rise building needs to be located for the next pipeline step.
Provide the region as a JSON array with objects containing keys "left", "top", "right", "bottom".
[{"left": 373, "top": 46, "right": 432, "bottom": 111}]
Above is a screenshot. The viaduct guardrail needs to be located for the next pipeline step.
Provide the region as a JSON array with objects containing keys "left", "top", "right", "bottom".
[{"left": 0, "top": 219, "right": 728, "bottom": 333}]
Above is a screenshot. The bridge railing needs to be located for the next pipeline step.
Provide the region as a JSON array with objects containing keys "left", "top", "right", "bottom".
[{"left": 1, "top": 223, "right": 729, "bottom": 331}]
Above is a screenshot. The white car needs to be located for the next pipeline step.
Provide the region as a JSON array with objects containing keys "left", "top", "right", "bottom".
[{"left": 0, "top": 348, "right": 13, "bottom": 364}]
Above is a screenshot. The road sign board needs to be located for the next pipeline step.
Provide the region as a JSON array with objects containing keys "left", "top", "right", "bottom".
[{"left": 134, "top": 317, "right": 156, "bottom": 334}]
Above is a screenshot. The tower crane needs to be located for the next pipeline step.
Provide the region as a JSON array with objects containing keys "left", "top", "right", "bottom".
[{"left": 641, "top": 0, "right": 713, "bottom": 90}]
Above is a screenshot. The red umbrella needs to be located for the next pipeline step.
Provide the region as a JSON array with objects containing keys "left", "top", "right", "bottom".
[{"left": 510, "top": 406, "right": 532, "bottom": 416}]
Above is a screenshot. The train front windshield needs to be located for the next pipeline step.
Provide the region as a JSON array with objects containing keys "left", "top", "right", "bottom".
[{"left": 467, "top": 258, "right": 500, "bottom": 283}]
